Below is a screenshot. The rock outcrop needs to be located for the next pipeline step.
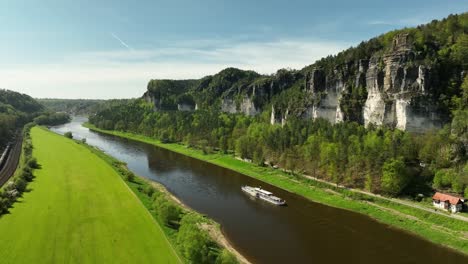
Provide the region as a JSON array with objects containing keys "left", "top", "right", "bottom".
[{"left": 142, "top": 11, "right": 468, "bottom": 133}]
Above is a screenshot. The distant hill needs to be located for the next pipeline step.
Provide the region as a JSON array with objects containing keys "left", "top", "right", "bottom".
[
  {"left": 0, "top": 89, "right": 44, "bottom": 147},
  {"left": 37, "top": 98, "right": 137, "bottom": 117}
]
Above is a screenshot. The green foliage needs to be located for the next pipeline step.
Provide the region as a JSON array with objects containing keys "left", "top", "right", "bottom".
[
  {"left": 125, "top": 171, "right": 135, "bottom": 182},
  {"left": 177, "top": 213, "right": 214, "bottom": 264},
  {"left": 64, "top": 132, "right": 73, "bottom": 139},
  {"left": 451, "top": 34, "right": 468, "bottom": 69},
  {"left": 216, "top": 249, "right": 238, "bottom": 264},
  {"left": 37, "top": 98, "right": 105, "bottom": 115},
  {"left": 27, "top": 158, "right": 39, "bottom": 169},
  {"left": 0, "top": 89, "right": 44, "bottom": 147},
  {"left": 154, "top": 196, "right": 181, "bottom": 227},
  {"left": 34, "top": 112, "right": 71, "bottom": 126},
  {"left": 381, "top": 158, "right": 409, "bottom": 196}
]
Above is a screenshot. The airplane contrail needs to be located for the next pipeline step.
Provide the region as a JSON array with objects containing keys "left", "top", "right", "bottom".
[{"left": 110, "top": 32, "right": 133, "bottom": 51}]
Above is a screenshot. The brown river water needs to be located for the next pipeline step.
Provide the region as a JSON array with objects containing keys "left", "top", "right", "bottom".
[{"left": 51, "top": 117, "right": 468, "bottom": 264}]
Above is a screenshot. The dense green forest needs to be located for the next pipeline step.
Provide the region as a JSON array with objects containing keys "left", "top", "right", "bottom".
[
  {"left": 91, "top": 14, "right": 468, "bottom": 197},
  {"left": 0, "top": 89, "right": 43, "bottom": 147},
  {"left": 0, "top": 90, "right": 72, "bottom": 149},
  {"left": 38, "top": 98, "right": 134, "bottom": 116}
]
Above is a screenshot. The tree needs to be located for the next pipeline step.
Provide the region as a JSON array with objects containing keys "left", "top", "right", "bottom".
[
  {"left": 381, "top": 158, "right": 408, "bottom": 196},
  {"left": 125, "top": 171, "right": 135, "bottom": 182},
  {"left": 154, "top": 198, "right": 180, "bottom": 226},
  {"left": 452, "top": 34, "right": 468, "bottom": 69},
  {"left": 27, "top": 158, "right": 39, "bottom": 169},
  {"left": 177, "top": 214, "right": 212, "bottom": 263},
  {"left": 216, "top": 249, "right": 238, "bottom": 264},
  {"left": 64, "top": 132, "right": 73, "bottom": 139},
  {"left": 15, "top": 178, "right": 27, "bottom": 193}
]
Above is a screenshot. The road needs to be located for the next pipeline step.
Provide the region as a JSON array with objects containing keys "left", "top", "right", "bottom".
[
  {"left": 303, "top": 174, "right": 468, "bottom": 222},
  {"left": 0, "top": 135, "right": 23, "bottom": 187}
]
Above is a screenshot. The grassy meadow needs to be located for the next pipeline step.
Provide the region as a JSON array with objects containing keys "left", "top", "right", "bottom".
[{"left": 0, "top": 127, "right": 180, "bottom": 264}]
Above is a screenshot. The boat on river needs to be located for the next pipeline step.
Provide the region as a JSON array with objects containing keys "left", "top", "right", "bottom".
[{"left": 241, "top": 186, "right": 286, "bottom": 206}]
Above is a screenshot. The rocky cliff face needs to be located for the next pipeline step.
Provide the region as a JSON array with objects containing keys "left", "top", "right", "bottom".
[
  {"left": 295, "top": 33, "right": 443, "bottom": 132},
  {"left": 363, "top": 34, "right": 441, "bottom": 131},
  {"left": 143, "top": 20, "right": 465, "bottom": 132}
]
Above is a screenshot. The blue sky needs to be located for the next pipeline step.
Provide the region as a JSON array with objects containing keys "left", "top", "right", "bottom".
[{"left": 0, "top": 0, "right": 466, "bottom": 99}]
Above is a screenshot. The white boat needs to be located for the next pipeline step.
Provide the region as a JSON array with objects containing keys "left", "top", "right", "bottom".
[{"left": 241, "top": 186, "right": 286, "bottom": 206}]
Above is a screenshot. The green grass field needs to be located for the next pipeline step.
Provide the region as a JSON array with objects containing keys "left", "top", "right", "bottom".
[
  {"left": 0, "top": 127, "right": 180, "bottom": 264},
  {"left": 84, "top": 123, "right": 468, "bottom": 255}
]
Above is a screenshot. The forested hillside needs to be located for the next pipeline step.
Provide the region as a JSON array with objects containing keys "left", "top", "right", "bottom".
[
  {"left": 0, "top": 90, "right": 73, "bottom": 148},
  {"left": 0, "top": 89, "right": 43, "bottom": 147},
  {"left": 91, "top": 13, "right": 468, "bottom": 197}
]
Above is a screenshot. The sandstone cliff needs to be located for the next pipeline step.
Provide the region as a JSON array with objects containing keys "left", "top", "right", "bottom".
[{"left": 143, "top": 13, "right": 467, "bottom": 132}]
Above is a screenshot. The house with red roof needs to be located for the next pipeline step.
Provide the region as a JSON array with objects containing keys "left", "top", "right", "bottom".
[{"left": 432, "top": 192, "right": 465, "bottom": 213}]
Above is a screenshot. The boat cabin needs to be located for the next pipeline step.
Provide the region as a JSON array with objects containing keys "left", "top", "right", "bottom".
[
  {"left": 254, "top": 188, "right": 272, "bottom": 196},
  {"left": 432, "top": 192, "right": 464, "bottom": 213}
]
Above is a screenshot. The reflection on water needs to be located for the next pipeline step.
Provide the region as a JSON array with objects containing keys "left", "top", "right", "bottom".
[{"left": 51, "top": 117, "right": 468, "bottom": 264}]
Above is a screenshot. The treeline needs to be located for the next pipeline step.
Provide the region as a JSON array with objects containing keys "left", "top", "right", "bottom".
[
  {"left": 33, "top": 112, "right": 71, "bottom": 126},
  {"left": 0, "top": 90, "right": 74, "bottom": 150},
  {"left": 90, "top": 75, "right": 468, "bottom": 197},
  {"left": 0, "top": 89, "right": 44, "bottom": 147},
  {"left": 106, "top": 157, "right": 238, "bottom": 264},
  {"left": 38, "top": 98, "right": 133, "bottom": 116},
  {"left": 0, "top": 123, "right": 39, "bottom": 214}
]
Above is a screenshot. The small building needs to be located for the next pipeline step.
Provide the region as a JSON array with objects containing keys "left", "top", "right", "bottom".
[{"left": 432, "top": 192, "right": 464, "bottom": 213}]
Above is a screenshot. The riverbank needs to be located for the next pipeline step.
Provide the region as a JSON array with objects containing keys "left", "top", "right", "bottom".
[
  {"left": 82, "top": 140, "right": 248, "bottom": 264},
  {"left": 84, "top": 123, "right": 468, "bottom": 256},
  {"left": 0, "top": 127, "right": 180, "bottom": 263}
]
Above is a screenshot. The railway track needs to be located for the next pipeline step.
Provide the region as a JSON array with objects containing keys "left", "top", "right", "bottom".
[{"left": 0, "top": 135, "right": 23, "bottom": 187}]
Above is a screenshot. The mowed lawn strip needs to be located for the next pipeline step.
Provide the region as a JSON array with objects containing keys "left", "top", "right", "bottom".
[{"left": 0, "top": 127, "right": 180, "bottom": 264}]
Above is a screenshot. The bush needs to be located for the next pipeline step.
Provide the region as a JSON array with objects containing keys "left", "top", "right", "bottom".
[
  {"left": 125, "top": 171, "right": 135, "bottom": 182},
  {"left": 15, "top": 178, "right": 27, "bottom": 193},
  {"left": 64, "top": 132, "right": 73, "bottom": 139},
  {"left": 145, "top": 186, "right": 156, "bottom": 197},
  {"left": 27, "top": 158, "right": 39, "bottom": 169},
  {"left": 154, "top": 197, "right": 180, "bottom": 226},
  {"left": 0, "top": 197, "right": 9, "bottom": 214},
  {"left": 177, "top": 214, "right": 213, "bottom": 263},
  {"left": 216, "top": 249, "right": 238, "bottom": 264},
  {"left": 381, "top": 158, "right": 409, "bottom": 196},
  {"left": 20, "top": 168, "right": 34, "bottom": 182}
]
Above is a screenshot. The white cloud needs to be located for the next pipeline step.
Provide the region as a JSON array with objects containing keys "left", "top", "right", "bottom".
[{"left": 0, "top": 38, "right": 350, "bottom": 99}]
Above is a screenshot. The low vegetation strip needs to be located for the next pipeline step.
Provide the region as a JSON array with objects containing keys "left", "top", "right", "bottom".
[
  {"left": 0, "top": 127, "right": 180, "bottom": 264},
  {"left": 84, "top": 123, "right": 468, "bottom": 255},
  {"left": 80, "top": 136, "right": 242, "bottom": 264}
]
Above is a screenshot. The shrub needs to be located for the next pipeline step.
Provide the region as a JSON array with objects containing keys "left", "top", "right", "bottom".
[
  {"left": 381, "top": 158, "right": 409, "bottom": 196},
  {"left": 177, "top": 214, "right": 213, "bottom": 263},
  {"left": 154, "top": 197, "right": 180, "bottom": 226},
  {"left": 27, "top": 158, "right": 39, "bottom": 169},
  {"left": 64, "top": 132, "right": 73, "bottom": 139},
  {"left": 0, "top": 197, "right": 9, "bottom": 214},
  {"left": 125, "top": 171, "right": 135, "bottom": 182},
  {"left": 216, "top": 249, "right": 238, "bottom": 264},
  {"left": 145, "top": 186, "right": 156, "bottom": 197},
  {"left": 15, "top": 178, "right": 27, "bottom": 193},
  {"left": 20, "top": 169, "right": 34, "bottom": 182}
]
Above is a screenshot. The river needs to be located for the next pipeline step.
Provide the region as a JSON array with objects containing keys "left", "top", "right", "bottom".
[{"left": 51, "top": 117, "right": 468, "bottom": 264}]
